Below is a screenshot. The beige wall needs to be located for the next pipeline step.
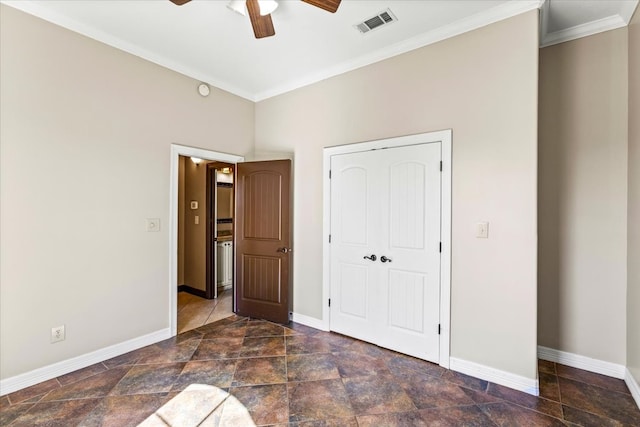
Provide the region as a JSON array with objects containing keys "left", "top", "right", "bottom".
[
  {"left": 538, "top": 29, "right": 629, "bottom": 364},
  {"left": 628, "top": 9, "right": 640, "bottom": 383},
  {"left": 182, "top": 158, "right": 210, "bottom": 291},
  {"left": 256, "top": 11, "right": 539, "bottom": 379},
  {"left": 0, "top": 5, "right": 254, "bottom": 379}
]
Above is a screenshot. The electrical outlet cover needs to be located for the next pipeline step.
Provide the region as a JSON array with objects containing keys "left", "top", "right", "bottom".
[{"left": 51, "top": 325, "right": 65, "bottom": 343}]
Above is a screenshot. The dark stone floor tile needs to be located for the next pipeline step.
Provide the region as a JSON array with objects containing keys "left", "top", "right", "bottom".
[
  {"left": 398, "top": 372, "right": 476, "bottom": 409},
  {"left": 232, "top": 356, "right": 287, "bottom": 386},
  {"left": 357, "top": 410, "right": 429, "bottom": 426},
  {"left": 285, "top": 322, "right": 321, "bottom": 336},
  {"left": 171, "top": 359, "right": 237, "bottom": 391},
  {"left": 288, "top": 379, "right": 354, "bottom": 422},
  {"left": 556, "top": 364, "right": 630, "bottom": 394},
  {"left": 42, "top": 366, "right": 130, "bottom": 402},
  {"left": 57, "top": 362, "right": 108, "bottom": 386},
  {"left": 154, "top": 330, "right": 203, "bottom": 350},
  {"left": 7, "top": 378, "right": 60, "bottom": 404},
  {"left": 289, "top": 418, "right": 358, "bottom": 426},
  {"left": 420, "top": 405, "right": 499, "bottom": 426},
  {"left": 479, "top": 401, "right": 566, "bottom": 427},
  {"left": 226, "top": 384, "right": 289, "bottom": 425},
  {"left": 137, "top": 339, "right": 199, "bottom": 364},
  {"left": 78, "top": 393, "right": 170, "bottom": 427},
  {"left": 562, "top": 405, "right": 626, "bottom": 427},
  {"left": 287, "top": 353, "right": 340, "bottom": 382},
  {"left": 102, "top": 343, "right": 163, "bottom": 369},
  {"left": 311, "top": 332, "right": 357, "bottom": 350},
  {"left": 538, "top": 360, "right": 557, "bottom": 375},
  {"left": 102, "top": 350, "right": 144, "bottom": 369},
  {"left": 347, "top": 340, "right": 397, "bottom": 360},
  {"left": 191, "top": 337, "right": 244, "bottom": 360},
  {"left": 109, "top": 362, "right": 185, "bottom": 396},
  {"left": 173, "top": 328, "right": 205, "bottom": 344},
  {"left": 460, "top": 386, "right": 505, "bottom": 405},
  {"left": 284, "top": 326, "right": 304, "bottom": 337},
  {"left": 539, "top": 371, "right": 561, "bottom": 402},
  {"left": 10, "top": 398, "right": 100, "bottom": 427},
  {"left": 343, "top": 374, "right": 416, "bottom": 415},
  {"left": 240, "top": 336, "right": 286, "bottom": 357},
  {"left": 487, "top": 383, "right": 563, "bottom": 419},
  {"left": 441, "top": 370, "right": 489, "bottom": 392},
  {"left": 286, "top": 335, "right": 334, "bottom": 354},
  {"left": 387, "top": 354, "right": 446, "bottom": 378},
  {"left": 333, "top": 351, "right": 390, "bottom": 378},
  {"left": 244, "top": 321, "right": 286, "bottom": 337},
  {"left": 195, "top": 316, "right": 247, "bottom": 335},
  {"left": 558, "top": 376, "right": 640, "bottom": 424},
  {"left": 0, "top": 403, "right": 34, "bottom": 426},
  {"left": 201, "top": 320, "right": 248, "bottom": 339}
]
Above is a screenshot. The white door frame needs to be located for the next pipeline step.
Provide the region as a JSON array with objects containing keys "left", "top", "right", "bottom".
[
  {"left": 169, "top": 144, "right": 244, "bottom": 336},
  {"left": 322, "top": 130, "right": 452, "bottom": 368}
]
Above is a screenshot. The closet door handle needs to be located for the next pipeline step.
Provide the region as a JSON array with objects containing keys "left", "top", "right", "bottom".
[
  {"left": 363, "top": 254, "right": 377, "bottom": 261},
  {"left": 380, "top": 256, "right": 392, "bottom": 263},
  {"left": 277, "top": 247, "right": 292, "bottom": 253}
]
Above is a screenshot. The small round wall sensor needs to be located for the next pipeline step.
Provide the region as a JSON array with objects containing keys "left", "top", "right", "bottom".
[{"left": 198, "top": 83, "right": 210, "bottom": 97}]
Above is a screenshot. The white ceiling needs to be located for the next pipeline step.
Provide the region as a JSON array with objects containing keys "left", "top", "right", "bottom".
[{"left": 2, "top": 0, "right": 637, "bottom": 101}]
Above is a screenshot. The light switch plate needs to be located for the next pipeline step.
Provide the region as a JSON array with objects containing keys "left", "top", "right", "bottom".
[
  {"left": 477, "top": 222, "right": 489, "bottom": 238},
  {"left": 146, "top": 218, "right": 160, "bottom": 232}
]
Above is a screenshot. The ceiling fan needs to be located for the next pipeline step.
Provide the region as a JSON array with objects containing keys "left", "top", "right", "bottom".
[{"left": 169, "top": 0, "right": 342, "bottom": 39}]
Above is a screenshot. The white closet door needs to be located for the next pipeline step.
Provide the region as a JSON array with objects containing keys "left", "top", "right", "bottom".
[
  {"left": 330, "top": 143, "right": 441, "bottom": 362},
  {"left": 329, "top": 151, "right": 379, "bottom": 344}
]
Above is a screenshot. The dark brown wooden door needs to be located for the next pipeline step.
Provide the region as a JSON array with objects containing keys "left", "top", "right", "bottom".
[{"left": 235, "top": 160, "right": 291, "bottom": 323}]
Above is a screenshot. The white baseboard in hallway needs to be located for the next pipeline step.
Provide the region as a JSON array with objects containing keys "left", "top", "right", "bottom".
[{"left": 537, "top": 346, "right": 626, "bottom": 379}]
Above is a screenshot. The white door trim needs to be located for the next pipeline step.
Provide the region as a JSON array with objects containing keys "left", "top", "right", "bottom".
[
  {"left": 322, "top": 130, "right": 452, "bottom": 368},
  {"left": 169, "top": 144, "right": 244, "bottom": 336}
]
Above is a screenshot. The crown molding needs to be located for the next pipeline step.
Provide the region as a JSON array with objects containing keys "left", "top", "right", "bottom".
[
  {"left": 540, "top": 0, "right": 639, "bottom": 48},
  {"left": 541, "top": 14, "right": 627, "bottom": 47},
  {"left": 0, "top": 0, "right": 256, "bottom": 101},
  {"left": 255, "top": 0, "right": 543, "bottom": 101}
]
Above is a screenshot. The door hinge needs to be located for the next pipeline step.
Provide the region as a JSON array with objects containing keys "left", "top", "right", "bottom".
[
  {"left": 328, "top": 298, "right": 331, "bottom": 307},
  {"left": 329, "top": 234, "right": 332, "bottom": 243},
  {"left": 440, "top": 161, "right": 443, "bottom": 172},
  {"left": 329, "top": 170, "right": 332, "bottom": 179},
  {"left": 439, "top": 242, "right": 442, "bottom": 253},
  {"left": 438, "top": 324, "right": 441, "bottom": 335}
]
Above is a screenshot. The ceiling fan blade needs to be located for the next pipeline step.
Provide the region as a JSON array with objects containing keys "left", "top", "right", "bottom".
[
  {"left": 169, "top": 0, "right": 191, "bottom": 5},
  {"left": 246, "top": 0, "right": 276, "bottom": 39},
  {"left": 301, "top": 0, "right": 341, "bottom": 13}
]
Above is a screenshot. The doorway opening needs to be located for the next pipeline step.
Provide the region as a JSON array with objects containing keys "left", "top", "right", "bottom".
[
  {"left": 206, "top": 162, "right": 235, "bottom": 300},
  {"left": 170, "top": 144, "right": 244, "bottom": 336}
]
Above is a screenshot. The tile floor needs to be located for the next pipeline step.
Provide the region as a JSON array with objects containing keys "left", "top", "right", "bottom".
[
  {"left": 1, "top": 316, "right": 639, "bottom": 426},
  {"left": 177, "top": 290, "right": 233, "bottom": 334}
]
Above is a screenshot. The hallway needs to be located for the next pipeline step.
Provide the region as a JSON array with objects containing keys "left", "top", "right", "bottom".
[{"left": 177, "top": 290, "right": 233, "bottom": 334}]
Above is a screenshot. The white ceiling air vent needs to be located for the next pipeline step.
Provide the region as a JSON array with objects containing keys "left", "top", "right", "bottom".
[{"left": 355, "top": 9, "right": 398, "bottom": 34}]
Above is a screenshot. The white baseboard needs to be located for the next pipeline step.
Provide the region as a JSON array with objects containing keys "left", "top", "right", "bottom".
[
  {"left": 625, "top": 368, "right": 640, "bottom": 409},
  {"left": 537, "top": 346, "right": 626, "bottom": 379},
  {"left": 290, "top": 312, "right": 328, "bottom": 331},
  {"left": 450, "top": 357, "right": 539, "bottom": 396},
  {"left": 0, "top": 328, "right": 171, "bottom": 396}
]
